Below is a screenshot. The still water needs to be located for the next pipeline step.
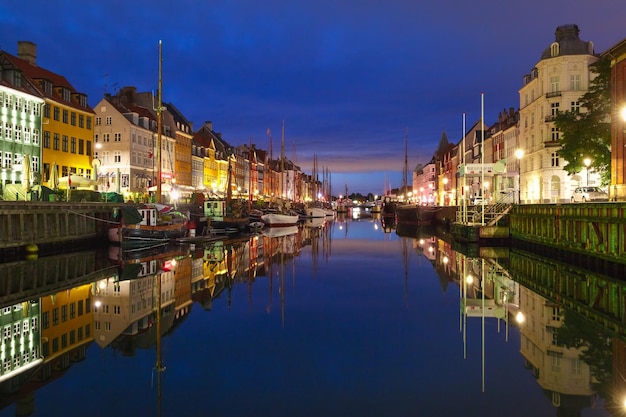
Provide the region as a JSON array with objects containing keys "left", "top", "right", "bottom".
[{"left": 0, "top": 214, "right": 621, "bottom": 416}]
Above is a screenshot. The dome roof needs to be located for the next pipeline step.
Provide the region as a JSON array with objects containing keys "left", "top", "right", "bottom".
[{"left": 540, "top": 24, "right": 594, "bottom": 60}]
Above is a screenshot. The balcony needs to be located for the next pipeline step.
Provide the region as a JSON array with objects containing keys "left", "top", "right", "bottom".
[
  {"left": 543, "top": 139, "right": 561, "bottom": 148},
  {"left": 544, "top": 114, "right": 557, "bottom": 122},
  {"left": 545, "top": 91, "right": 562, "bottom": 99}
]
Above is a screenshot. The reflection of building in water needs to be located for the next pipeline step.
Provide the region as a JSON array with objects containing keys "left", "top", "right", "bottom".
[
  {"left": 92, "top": 254, "right": 177, "bottom": 349},
  {"left": 0, "top": 300, "right": 42, "bottom": 414},
  {"left": 519, "top": 287, "right": 596, "bottom": 411},
  {"left": 40, "top": 284, "right": 94, "bottom": 374}
]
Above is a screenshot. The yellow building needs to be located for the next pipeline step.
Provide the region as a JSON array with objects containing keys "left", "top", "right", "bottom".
[{"left": 7, "top": 41, "right": 94, "bottom": 184}]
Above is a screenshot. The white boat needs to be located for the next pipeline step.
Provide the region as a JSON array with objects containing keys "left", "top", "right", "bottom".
[{"left": 261, "top": 212, "right": 300, "bottom": 227}]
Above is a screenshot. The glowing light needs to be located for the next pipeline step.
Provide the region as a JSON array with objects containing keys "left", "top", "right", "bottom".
[{"left": 466, "top": 275, "right": 473, "bottom": 284}]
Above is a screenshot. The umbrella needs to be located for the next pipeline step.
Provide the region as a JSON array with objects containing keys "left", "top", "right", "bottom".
[
  {"left": 58, "top": 174, "right": 98, "bottom": 188},
  {"left": 22, "top": 154, "right": 31, "bottom": 196},
  {"left": 49, "top": 162, "right": 59, "bottom": 189}
]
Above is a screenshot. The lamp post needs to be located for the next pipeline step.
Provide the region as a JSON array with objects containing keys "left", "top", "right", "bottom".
[
  {"left": 583, "top": 158, "right": 591, "bottom": 186},
  {"left": 515, "top": 149, "right": 524, "bottom": 204}
]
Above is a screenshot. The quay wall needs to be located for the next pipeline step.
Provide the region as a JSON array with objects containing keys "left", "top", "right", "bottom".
[
  {"left": 510, "top": 203, "right": 626, "bottom": 265},
  {"left": 0, "top": 202, "right": 121, "bottom": 254}
]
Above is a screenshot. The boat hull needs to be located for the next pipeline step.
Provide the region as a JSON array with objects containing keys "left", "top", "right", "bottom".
[
  {"left": 261, "top": 213, "right": 300, "bottom": 227},
  {"left": 395, "top": 204, "right": 435, "bottom": 226}
]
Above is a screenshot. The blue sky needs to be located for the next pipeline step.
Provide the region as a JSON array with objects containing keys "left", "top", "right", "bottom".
[{"left": 1, "top": 0, "right": 624, "bottom": 195}]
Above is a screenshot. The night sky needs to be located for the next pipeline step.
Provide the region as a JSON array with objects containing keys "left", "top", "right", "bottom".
[{"left": 1, "top": 0, "right": 624, "bottom": 195}]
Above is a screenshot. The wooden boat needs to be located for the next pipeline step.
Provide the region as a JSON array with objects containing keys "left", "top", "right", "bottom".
[
  {"left": 108, "top": 204, "right": 189, "bottom": 246},
  {"left": 202, "top": 199, "right": 248, "bottom": 233},
  {"left": 261, "top": 212, "right": 300, "bottom": 227},
  {"left": 381, "top": 196, "right": 397, "bottom": 218}
]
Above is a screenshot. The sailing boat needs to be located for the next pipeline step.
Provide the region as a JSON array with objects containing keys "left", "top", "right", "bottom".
[
  {"left": 202, "top": 151, "right": 249, "bottom": 234},
  {"left": 395, "top": 130, "right": 434, "bottom": 226},
  {"left": 108, "top": 41, "right": 189, "bottom": 246},
  {"left": 261, "top": 121, "right": 299, "bottom": 227}
]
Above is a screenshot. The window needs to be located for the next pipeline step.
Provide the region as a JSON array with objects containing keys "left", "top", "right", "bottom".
[
  {"left": 43, "top": 342, "right": 49, "bottom": 357},
  {"left": 106, "top": 116, "right": 112, "bottom": 125},
  {"left": 62, "top": 109, "right": 68, "bottom": 124},
  {"left": 86, "top": 117, "right": 92, "bottom": 130},
  {"left": 79, "top": 139, "right": 84, "bottom": 155},
  {"left": 5, "top": 123, "right": 12, "bottom": 141},
  {"left": 103, "top": 133, "right": 110, "bottom": 142},
  {"left": 71, "top": 137, "right": 76, "bottom": 153},
  {"left": 551, "top": 102, "right": 560, "bottom": 116},
  {"left": 77, "top": 327, "right": 83, "bottom": 341},
  {"left": 70, "top": 330, "right": 75, "bottom": 345},
  {"left": 79, "top": 114, "right": 84, "bottom": 128},
  {"left": 550, "top": 42, "right": 559, "bottom": 57},
  {"left": 86, "top": 324, "right": 91, "bottom": 337},
  {"left": 52, "top": 308, "right": 59, "bottom": 325},
  {"left": 62, "top": 135, "right": 68, "bottom": 152},
  {"left": 86, "top": 299, "right": 91, "bottom": 313},
  {"left": 86, "top": 140, "right": 92, "bottom": 157},
  {"left": 61, "top": 333, "right": 67, "bottom": 348},
  {"left": 61, "top": 305, "right": 68, "bottom": 321},
  {"left": 571, "top": 101, "right": 580, "bottom": 113},
  {"left": 551, "top": 152, "right": 559, "bottom": 167},
  {"left": 53, "top": 133, "right": 60, "bottom": 150},
  {"left": 114, "top": 133, "right": 121, "bottom": 142},
  {"left": 4, "top": 151, "right": 12, "bottom": 169},
  {"left": 43, "top": 104, "right": 50, "bottom": 118},
  {"left": 114, "top": 151, "right": 121, "bottom": 163},
  {"left": 551, "top": 127, "right": 559, "bottom": 142},
  {"left": 550, "top": 76, "right": 560, "bottom": 93},
  {"left": 78, "top": 300, "right": 83, "bottom": 316},
  {"left": 95, "top": 116, "right": 102, "bottom": 126},
  {"left": 70, "top": 303, "right": 76, "bottom": 319},
  {"left": 52, "top": 337, "right": 59, "bottom": 353},
  {"left": 71, "top": 112, "right": 76, "bottom": 125},
  {"left": 570, "top": 74, "right": 580, "bottom": 91}
]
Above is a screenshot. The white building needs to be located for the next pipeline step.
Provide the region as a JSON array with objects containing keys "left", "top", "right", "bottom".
[{"left": 518, "top": 24, "right": 598, "bottom": 203}]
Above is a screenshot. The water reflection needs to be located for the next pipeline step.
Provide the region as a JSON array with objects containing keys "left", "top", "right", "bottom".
[
  {"left": 405, "top": 226, "right": 624, "bottom": 416},
  {"left": 0, "top": 216, "right": 624, "bottom": 416}
]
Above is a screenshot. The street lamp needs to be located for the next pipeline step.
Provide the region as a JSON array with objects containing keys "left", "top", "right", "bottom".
[
  {"left": 515, "top": 149, "right": 524, "bottom": 204},
  {"left": 583, "top": 158, "right": 591, "bottom": 186}
]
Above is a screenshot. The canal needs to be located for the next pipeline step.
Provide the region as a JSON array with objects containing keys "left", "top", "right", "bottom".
[{"left": 0, "top": 214, "right": 620, "bottom": 416}]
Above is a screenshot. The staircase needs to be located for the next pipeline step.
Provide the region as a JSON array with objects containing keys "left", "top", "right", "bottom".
[{"left": 471, "top": 191, "right": 515, "bottom": 226}]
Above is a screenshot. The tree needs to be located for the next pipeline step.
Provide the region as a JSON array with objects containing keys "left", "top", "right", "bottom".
[{"left": 555, "top": 56, "right": 611, "bottom": 186}]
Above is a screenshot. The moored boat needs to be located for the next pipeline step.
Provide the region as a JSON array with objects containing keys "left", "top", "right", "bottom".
[
  {"left": 108, "top": 204, "right": 189, "bottom": 247},
  {"left": 261, "top": 212, "right": 300, "bottom": 227}
]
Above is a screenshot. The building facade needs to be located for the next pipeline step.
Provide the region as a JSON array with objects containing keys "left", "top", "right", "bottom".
[{"left": 518, "top": 25, "right": 598, "bottom": 203}]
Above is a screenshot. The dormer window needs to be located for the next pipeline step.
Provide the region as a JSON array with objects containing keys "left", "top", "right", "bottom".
[
  {"left": 550, "top": 42, "right": 559, "bottom": 57},
  {"left": 42, "top": 79, "right": 53, "bottom": 95},
  {"left": 62, "top": 88, "right": 71, "bottom": 102},
  {"left": 13, "top": 71, "right": 22, "bottom": 88}
]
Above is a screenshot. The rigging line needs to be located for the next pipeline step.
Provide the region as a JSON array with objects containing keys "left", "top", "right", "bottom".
[{"left": 61, "top": 208, "right": 119, "bottom": 224}]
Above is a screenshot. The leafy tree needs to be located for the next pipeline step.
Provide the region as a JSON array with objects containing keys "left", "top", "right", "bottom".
[
  {"left": 556, "top": 308, "right": 613, "bottom": 398},
  {"left": 555, "top": 56, "right": 611, "bottom": 185}
]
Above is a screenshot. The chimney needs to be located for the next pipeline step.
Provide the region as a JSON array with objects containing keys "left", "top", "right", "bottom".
[
  {"left": 204, "top": 121, "right": 213, "bottom": 131},
  {"left": 17, "top": 41, "right": 37, "bottom": 66}
]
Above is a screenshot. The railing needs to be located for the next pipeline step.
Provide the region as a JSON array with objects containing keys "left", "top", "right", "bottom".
[
  {"left": 545, "top": 91, "right": 562, "bottom": 98},
  {"left": 470, "top": 191, "right": 515, "bottom": 225}
]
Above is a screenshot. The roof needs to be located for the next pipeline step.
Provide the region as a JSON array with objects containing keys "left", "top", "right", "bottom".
[
  {"left": 1, "top": 51, "right": 94, "bottom": 113},
  {"left": 540, "top": 24, "right": 595, "bottom": 60}
]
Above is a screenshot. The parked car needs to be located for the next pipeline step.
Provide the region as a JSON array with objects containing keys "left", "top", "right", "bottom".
[
  {"left": 472, "top": 196, "right": 487, "bottom": 205},
  {"left": 571, "top": 186, "right": 609, "bottom": 203}
]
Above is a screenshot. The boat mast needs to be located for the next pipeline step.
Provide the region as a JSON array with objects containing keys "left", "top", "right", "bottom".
[
  {"left": 281, "top": 121, "right": 285, "bottom": 200},
  {"left": 403, "top": 128, "right": 408, "bottom": 197},
  {"left": 156, "top": 40, "right": 164, "bottom": 204}
]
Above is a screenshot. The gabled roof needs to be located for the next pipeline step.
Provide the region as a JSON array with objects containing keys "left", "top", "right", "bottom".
[{"left": 1, "top": 51, "right": 93, "bottom": 113}]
